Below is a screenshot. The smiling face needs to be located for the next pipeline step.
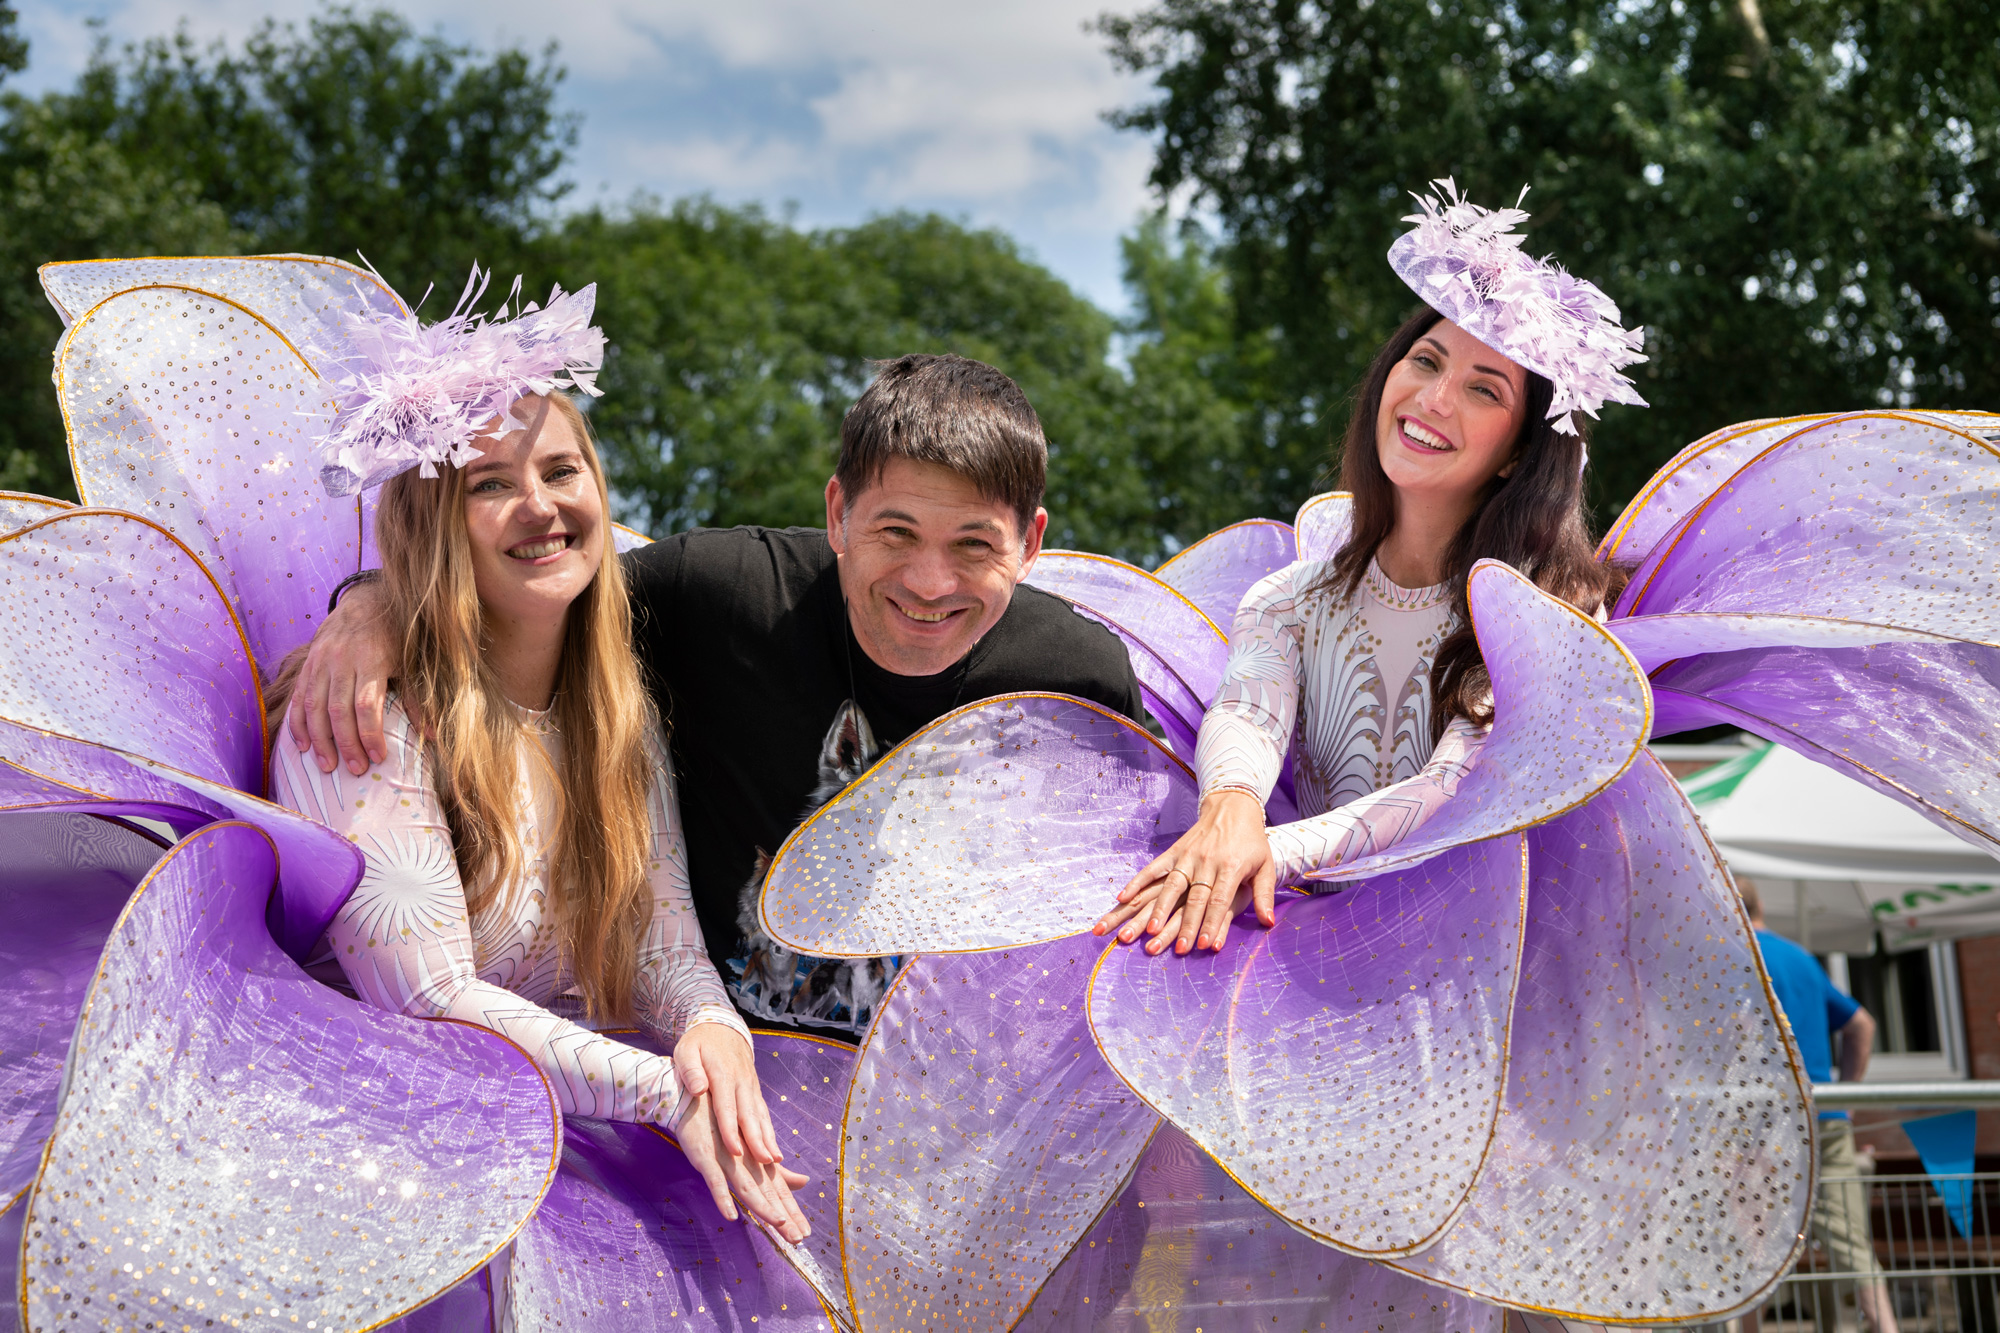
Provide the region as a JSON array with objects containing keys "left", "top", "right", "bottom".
[
  {"left": 462, "top": 395, "right": 607, "bottom": 636},
  {"left": 825, "top": 457, "right": 1049, "bottom": 677},
  {"left": 1374, "top": 318, "right": 1531, "bottom": 506}
]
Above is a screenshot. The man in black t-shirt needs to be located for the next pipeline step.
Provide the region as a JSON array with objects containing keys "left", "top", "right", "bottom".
[{"left": 290, "top": 354, "right": 1147, "bottom": 1044}]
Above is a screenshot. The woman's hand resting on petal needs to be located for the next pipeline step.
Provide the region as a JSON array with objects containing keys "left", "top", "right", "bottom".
[
  {"left": 671, "top": 1024, "right": 810, "bottom": 1239},
  {"left": 1092, "top": 789, "right": 1277, "bottom": 954},
  {"left": 675, "top": 1090, "right": 813, "bottom": 1241}
]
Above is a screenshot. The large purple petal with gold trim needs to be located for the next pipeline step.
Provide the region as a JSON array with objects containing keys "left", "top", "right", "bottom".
[
  {"left": 1603, "top": 410, "right": 2000, "bottom": 852},
  {"left": 1154, "top": 519, "right": 1297, "bottom": 635},
  {"left": 758, "top": 694, "right": 1198, "bottom": 958},
  {"left": 1026, "top": 551, "right": 1228, "bottom": 706},
  {"left": 1613, "top": 411, "right": 2000, "bottom": 640},
  {"left": 1598, "top": 409, "right": 2000, "bottom": 569},
  {"left": 1017, "top": 1124, "right": 1503, "bottom": 1333},
  {"left": 19, "top": 821, "right": 563, "bottom": 1333},
  {"left": 39, "top": 254, "right": 406, "bottom": 337},
  {"left": 0, "top": 813, "right": 164, "bottom": 1213},
  {"left": 1650, "top": 641, "right": 2000, "bottom": 857},
  {"left": 1597, "top": 415, "right": 1830, "bottom": 568},
  {"left": 376, "top": 1031, "right": 857, "bottom": 1331},
  {"left": 1385, "top": 756, "right": 1812, "bottom": 1323},
  {"left": 0, "top": 509, "right": 362, "bottom": 956},
  {"left": 54, "top": 283, "right": 360, "bottom": 671},
  {"left": 838, "top": 934, "right": 1159, "bottom": 1332},
  {"left": 0, "top": 509, "right": 263, "bottom": 792},
  {"left": 1087, "top": 836, "right": 1527, "bottom": 1257}
]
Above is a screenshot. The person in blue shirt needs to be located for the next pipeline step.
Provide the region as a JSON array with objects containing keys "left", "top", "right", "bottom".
[{"left": 1743, "top": 879, "right": 1898, "bottom": 1333}]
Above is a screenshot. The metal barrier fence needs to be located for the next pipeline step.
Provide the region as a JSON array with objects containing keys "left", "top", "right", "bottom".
[
  {"left": 1756, "top": 1171, "right": 1999, "bottom": 1333},
  {"left": 1742, "top": 1084, "right": 2000, "bottom": 1333}
]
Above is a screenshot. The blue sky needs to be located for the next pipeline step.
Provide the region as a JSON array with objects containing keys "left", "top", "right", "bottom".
[{"left": 14, "top": 0, "right": 1163, "bottom": 312}]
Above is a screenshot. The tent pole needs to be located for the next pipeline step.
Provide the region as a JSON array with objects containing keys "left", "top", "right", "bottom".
[{"left": 1794, "top": 879, "right": 1812, "bottom": 953}]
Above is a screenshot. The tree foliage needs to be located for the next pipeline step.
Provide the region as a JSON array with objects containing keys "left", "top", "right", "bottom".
[
  {"left": 8, "top": 1, "right": 1981, "bottom": 549},
  {"left": 0, "top": 5, "right": 1225, "bottom": 561},
  {"left": 543, "top": 205, "right": 1175, "bottom": 559},
  {"left": 1099, "top": 0, "right": 2000, "bottom": 516},
  {"left": 52, "top": 6, "right": 573, "bottom": 291}
]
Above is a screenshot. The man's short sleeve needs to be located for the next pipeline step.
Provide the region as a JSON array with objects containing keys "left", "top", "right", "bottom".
[{"left": 620, "top": 532, "right": 689, "bottom": 621}]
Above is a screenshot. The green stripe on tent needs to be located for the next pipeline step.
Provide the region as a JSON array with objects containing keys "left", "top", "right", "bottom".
[{"left": 1678, "top": 741, "right": 1775, "bottom": 806}]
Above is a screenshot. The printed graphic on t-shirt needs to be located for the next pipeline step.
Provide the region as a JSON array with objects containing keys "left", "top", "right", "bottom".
[{"left": 726, "top": 699, "right": 903, "bottom": 1039}]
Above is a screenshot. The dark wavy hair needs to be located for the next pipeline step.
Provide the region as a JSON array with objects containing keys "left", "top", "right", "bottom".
[{"left": 1314, "top": 305, "right": 1622, "bottom": 733}]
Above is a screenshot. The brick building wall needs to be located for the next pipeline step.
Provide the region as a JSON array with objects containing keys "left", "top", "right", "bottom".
[{"left": 1849, "top": 934, "right": 2000, "bottom": 1167}]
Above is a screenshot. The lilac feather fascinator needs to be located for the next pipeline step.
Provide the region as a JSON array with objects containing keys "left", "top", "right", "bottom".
[
  {"left": 1389, "top": 177, "right": 1647, "bottom": 435},
  {"left": 311, "top": 264, "right": 605, "bottom": 497}
]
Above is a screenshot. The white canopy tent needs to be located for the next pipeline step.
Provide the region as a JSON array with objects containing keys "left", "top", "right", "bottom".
[{"left": 1678, "top": 741, "right": 2000, "bottom": 956}]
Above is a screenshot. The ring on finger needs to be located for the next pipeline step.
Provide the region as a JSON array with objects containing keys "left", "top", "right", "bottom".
[
  {"left": 1188, "top": 882, "right": 1213, "bottom": 891},
  {"left": 1164, "top": 867, "right": 1192, "bottom": 884}
]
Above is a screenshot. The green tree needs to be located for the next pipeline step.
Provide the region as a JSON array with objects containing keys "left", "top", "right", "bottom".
[
  {"left": 1118, "top": 214, "right": 1285, "bottom": 547},
  {"left": 1099, "top": 0, "right": 2000, "bottom": 518},
  {"left": 549, "top": 204, "right": 1169, "bottom": 561},
  {"left": 52, "top": 6, "right": 574, "bottom": 294}
]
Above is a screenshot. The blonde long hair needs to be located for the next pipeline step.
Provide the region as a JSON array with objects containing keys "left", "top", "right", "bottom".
[{"left": 272, "top": 394, "right": 657, "bottom": 1022}]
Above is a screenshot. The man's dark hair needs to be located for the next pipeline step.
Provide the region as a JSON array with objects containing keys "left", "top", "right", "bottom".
[{"left": 834, "top": 354, "right": 1047, "bottom": 534}]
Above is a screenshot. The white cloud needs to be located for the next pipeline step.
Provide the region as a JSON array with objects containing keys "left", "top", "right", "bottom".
[{"left": 12, "top": 0, "right": 1164, "bottom": 309}]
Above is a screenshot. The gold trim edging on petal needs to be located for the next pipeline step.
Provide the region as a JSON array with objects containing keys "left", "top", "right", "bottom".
[
  {"left": 351, "top": 1014, "right": 565, "bottom": 1333},
  {"left": 9, "top": 818, "right": 565, "bottom": 1333},
  {"left": 1597, "top": 414, "right": 1834, "bottom": 565},
  {"left": 0, "top": 506, "right": 271, "bottom": 789},
  {"left": 1154, "top": 516, "right": 1297, "bottom": 581},
  {"left": 1378, "top": 750, "right": 1818, "bottom": 1327},
  {"left": 38, "top": 254, "right": 409, "bottom": 325}
]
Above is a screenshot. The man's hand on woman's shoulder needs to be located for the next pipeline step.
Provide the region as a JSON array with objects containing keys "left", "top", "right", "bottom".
[{"left": 288, "top": 579, "right": 398, "bottom": 775}]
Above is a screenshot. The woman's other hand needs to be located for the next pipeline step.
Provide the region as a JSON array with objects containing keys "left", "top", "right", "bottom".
[
  {"left": 675, "top": 1092, "right": 812, "bottom": 1242},
  {"left": 1093, "top": 789, "right": 1276, "bottom": 954},
  {"left": 672, "top": 1022, "right": 784, "bottom": 1166},
  {"left": 287, "top": 580, "right": 397, "bottom": 775}
]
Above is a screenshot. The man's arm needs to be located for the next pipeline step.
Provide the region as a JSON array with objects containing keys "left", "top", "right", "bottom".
[
  {"left": 286, "top": 581, "right": 397, "bottom": 775},
  {"left": 1837, "top": 1006, "right": 1877, "bottom": 1084}
]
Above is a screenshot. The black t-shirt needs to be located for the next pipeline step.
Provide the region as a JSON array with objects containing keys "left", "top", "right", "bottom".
[{"left": 622, "top": 525, "right": 1148, "bottom": 984}]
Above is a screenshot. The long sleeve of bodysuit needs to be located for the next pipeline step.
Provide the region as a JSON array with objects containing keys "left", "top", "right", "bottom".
[
  {"left": 1195, "top": 563, "right": 1489, "bottom": 886},
  {"left": 270, "top": 702, "right": 748, "bottom": 1126},
  {"left": 1265, "top": 718, "right": 1485, "bottom": 884}
]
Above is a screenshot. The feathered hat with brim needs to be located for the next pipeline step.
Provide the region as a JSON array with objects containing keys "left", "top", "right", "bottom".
[{"left": 1388, "top": 178, "right": 1647, "bottom": 436}]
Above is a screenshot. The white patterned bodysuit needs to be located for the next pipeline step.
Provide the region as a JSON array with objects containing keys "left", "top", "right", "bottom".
[
  {"left": 271, "top": 699, "right": 750, "bottom": 1127},
  {"left": 1196, "top": 556, "right": 1487, "bottom": 883}
]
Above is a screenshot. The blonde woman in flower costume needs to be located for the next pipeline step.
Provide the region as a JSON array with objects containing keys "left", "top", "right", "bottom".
[{"left": 265, "top": 277, "right": 814, "bottom": 1242}]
